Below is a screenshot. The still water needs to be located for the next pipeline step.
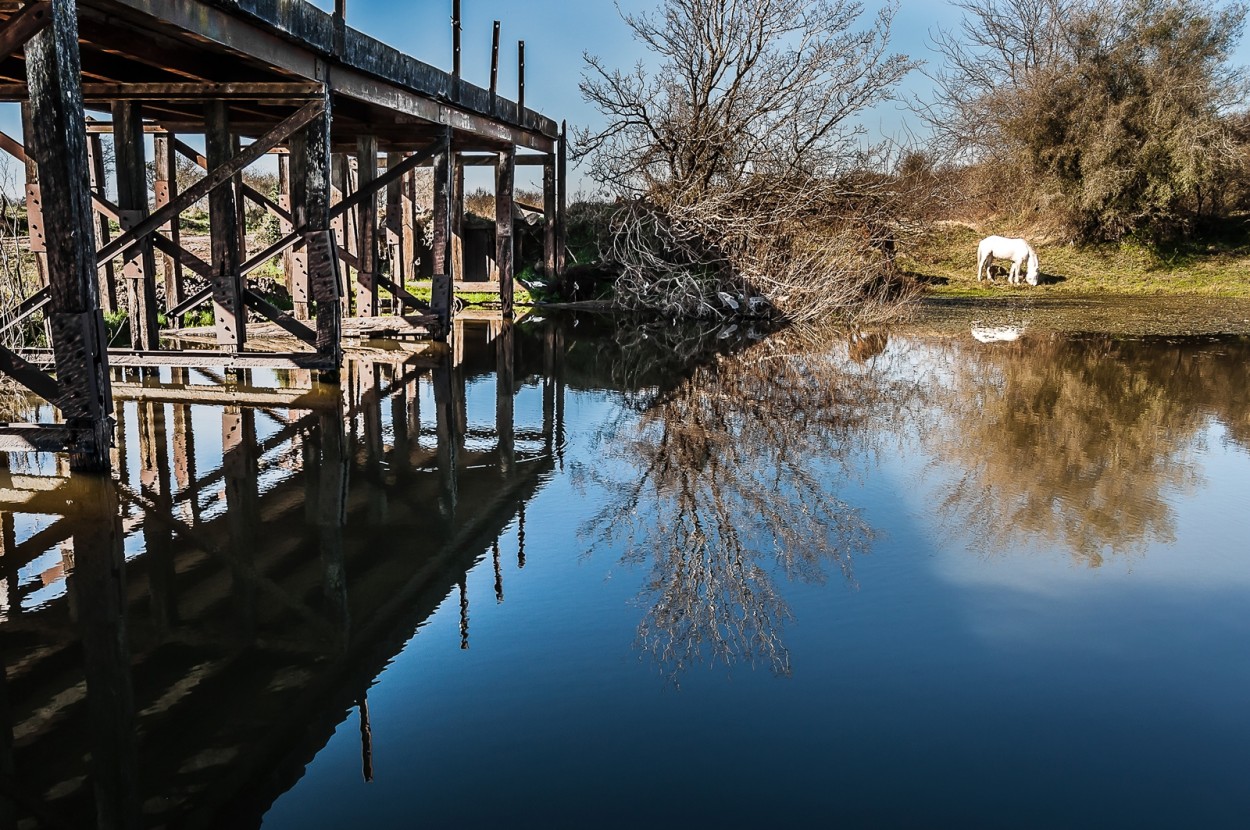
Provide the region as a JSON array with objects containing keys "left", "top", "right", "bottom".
[{"left": 1, "top": 313, "right": 1247, "bottom": 827}]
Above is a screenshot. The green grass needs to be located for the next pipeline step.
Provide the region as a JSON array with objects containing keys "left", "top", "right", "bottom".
[
  {"left": 404, "top": 282, "right": 534, "bottom": 306},
  {"left": 901, "top": 220, "right": 1250, "bottom": 299}
]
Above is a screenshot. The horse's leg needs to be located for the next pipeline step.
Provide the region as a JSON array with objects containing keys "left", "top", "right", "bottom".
[
  {"left": 977, "top": 252, "right": 985, "bottom": 282},
  {"left": 1010, "top": 256, "right": 1020, "bottom": 284}
]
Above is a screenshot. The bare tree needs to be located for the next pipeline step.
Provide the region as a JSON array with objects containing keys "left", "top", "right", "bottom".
[{"left": 578, "top": 0, "right": 918, "bottom": 323}]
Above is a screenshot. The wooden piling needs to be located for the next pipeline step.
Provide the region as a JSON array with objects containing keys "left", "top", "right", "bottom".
[
  {"left": 355, "top": 134, "right": 379, "bottom": 317},
  {"left": 496, "top": 145, "right": 515, "bottom": 316},
  {"left": 24, "top": 0, "right": 112, "bottom": 472},
  {"left": 113, "top": 101, "right": 159, "bottom": 351},
  {"left": 205, "top": 100, "right": 246, "bottom": 353}
]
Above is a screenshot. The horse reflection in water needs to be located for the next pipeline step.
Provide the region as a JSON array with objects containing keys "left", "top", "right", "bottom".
[{"left": 580, "top": 324, "right": 909, "bottom": 681}]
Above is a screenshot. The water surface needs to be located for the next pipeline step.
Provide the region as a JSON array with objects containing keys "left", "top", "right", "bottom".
[{"left": 1, "top": 313, "right": 1247, "bottom": 828}]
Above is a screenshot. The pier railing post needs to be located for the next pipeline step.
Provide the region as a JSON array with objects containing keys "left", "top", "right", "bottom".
[{"left": 25, "top": 0, "right": 112, "bottom": 472}]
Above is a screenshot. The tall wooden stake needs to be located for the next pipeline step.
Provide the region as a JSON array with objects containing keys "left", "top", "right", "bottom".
[{"left": 355, "top": 134, "right": 379, "bottom": 317}]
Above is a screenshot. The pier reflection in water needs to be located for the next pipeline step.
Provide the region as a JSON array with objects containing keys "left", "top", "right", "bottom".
[{"left": 1, "top": 318, "right": 1248, "bottom": 827}]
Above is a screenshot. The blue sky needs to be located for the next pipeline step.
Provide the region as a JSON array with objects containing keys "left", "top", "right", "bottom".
[{"left": 0, "top": 2, "right": 1246, "bottom": 192}]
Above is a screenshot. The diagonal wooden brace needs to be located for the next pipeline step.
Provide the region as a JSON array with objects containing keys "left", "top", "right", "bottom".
[
  {"left": 0, "top": 2, "right": 51, "bottom": 61},
  {"left": 95, "top": 100, "right": 325, "bottom": 266}
]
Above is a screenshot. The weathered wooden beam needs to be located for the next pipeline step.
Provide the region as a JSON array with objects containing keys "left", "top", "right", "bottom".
[
  {"left": 385, "top": 150, "right": 405, "bottom": 299},
  {"left": 374, "top": 272, "right": 431, "bottom": 314},
  {"left": 0, "top": 82, "right": 323, "bottom": 101},
  {"left": 166, "top": 285, "right": 212, "bottom": 318},
  {"left": 543, "top": 153, "right": 556, "bottom": 276},
  {"left": 113, "top": 100, "right": 160, "bottom": 351},
  {"left": 0, "top": 287, "right": 51, "bottom": 335},
  {"left": 0, "top": 2, "right": 50, "bottom": 62},
  {"left": 431, "top": 127, "right": 452, "bottom": 325},
  {"left": 25, "top": 0, "right": 111, "bottom": 472},
  {"left": 557, "top": 120, "right": 568, "bottom": 276},
  {"left": 153, "top": 132, "right": 185, "bottom": 311},
  {"left": 489, "top": 21, "right": 500, "bottom": 102},
  {"left": 111, "top": 381, "right": 338, "bottom": 410},
  {"left": 0, "top": 128, "right": 25, "bottom": 162},
  {"left": 518, "top": 40, "right": 526, "bottom": 112},
  {"left": 150, "top": 232, "right": 213, "bottom": 281},
  {"left": 291, "top": 90, "right": 343, "bottom": 372},
  {"left": 277, "top": 152, "right": 306, "bottom": 319},
  {"left": 86, "top": 130, "right": 118, "bottom": 313},
  {"left": 95, "top": 100, "right": 324, "bottom": 266},
  {"left": 242, "top": 289, "right": 316, "bottom": 345},
  {"left": 205, "top": 100, "right": 245, "bottom": 352},
  {"left": 496, "top": 145, "right": 515, "bottom": 316},
  {"left": 0, "top": 344, "right": 60, "bottom": 403},
  {"left": 355, "top": 134, "right": 379, "bottom": 317}
]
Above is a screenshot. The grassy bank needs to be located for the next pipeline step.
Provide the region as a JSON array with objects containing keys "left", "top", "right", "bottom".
[{"left": 901, "top": 221, "right": 1250, "bottom": 299}]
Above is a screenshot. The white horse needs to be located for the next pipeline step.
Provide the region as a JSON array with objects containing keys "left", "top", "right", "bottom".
[{"left": 976, "top": 236, "right": 1039, "bottom": 285}]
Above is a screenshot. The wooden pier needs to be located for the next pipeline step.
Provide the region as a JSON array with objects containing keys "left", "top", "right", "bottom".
[{"left": 0, "top": 0, "right": 568, "bottom": 471}]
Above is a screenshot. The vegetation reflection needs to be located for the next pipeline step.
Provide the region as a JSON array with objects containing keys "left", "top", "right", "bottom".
[
  {"left": 924, "top": 334, "right": 1250, "bottom": 564},
  {"left": 579, "top": 324, "right": 905, "bottom": 679}
]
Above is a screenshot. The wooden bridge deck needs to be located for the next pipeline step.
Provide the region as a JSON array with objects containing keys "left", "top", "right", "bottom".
[{"left": 0, "top": 0, "right": 567, "bottom": 470}]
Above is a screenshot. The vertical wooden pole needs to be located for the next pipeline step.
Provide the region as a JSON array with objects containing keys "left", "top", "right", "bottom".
[
  {"left": 138, "top": 399, "right": 177, "bottom": 630},
  {"left": 431, "top": 126, "right": 454, "bottom": 335},
  {"left": 355, "top": 134, "right": 379, "bottom": 317},
  {"left": 222, "top": 405, "right": 258, "bottom": 636},
  {"left": 452, "top": 0, "right": 462, "bottom": 83},
  {"left": 489, "top": 21, "right": 500, "bottom": 103},
  {"left": 153, "top": 131, "right": 185, "bottom": 314},
  {"left": 113, "top": 102, "right": 159, "bottom": 351},
  {"left": 433, "top": 346, "right": 458, "bottom": 521},
  {"left": 26, "top": 0, "right": 112, "bottom": 472},
  {"left": 20, "top": 104, "right": 49, "bottom": 292},
  {"left": 496, "top": 145, "right": 515, "bottom": 317},
  {"left": 557, "top": 120, "right": 568, "bottom": 276},
  {"left": 518, "top": 40, "right": 526, "bottom": 112},
  {"left": 205, "top": 101, "right": 245, "bottom": 352},
  {"left": 86, "top": 131, "right": 117, "bottom": 314},
  {"left": 543, "top": 153, "right": 557, "bottom": 277},
  {"left": 292, "top": 86, "right": 342, "bottom": 375},
  {"left": 452, "top": 153, "right": 465, "bottom": 287},
  {"left": 278, "top": 151, "right": 307, "bottom": 319},
  {"left": 401, "top": 165, "right": 419, "bottom": 278},
  {"left": 385, "top": 151, "right": 405, "bottom": 308}
]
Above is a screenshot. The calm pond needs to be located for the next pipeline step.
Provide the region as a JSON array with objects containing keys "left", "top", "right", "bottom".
[{"left": 1, "top": 307, "right": 1248, "bottom": 827}]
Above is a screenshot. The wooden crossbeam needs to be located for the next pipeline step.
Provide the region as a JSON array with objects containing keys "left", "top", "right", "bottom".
[
  {"left": 111, "top": 381, "right": 338, "bottom": 410},
  {"left": 241, "top": 229, "right": 302, "bottom": 277},
  {"left": 150, "top": 232, "right": 213, "bottom": 280},
  {"left": 242, "top": 289, "right": 316, "bottom": 345},
  {"left": 375, "top": 272, "right": 431, "bottom": 313},
  {"left": 330, "top": 143, "right": 439, "bottom": 221},
  {"left": 0, "top": 344, "right": 60, "bottom": 403},
  {"left": 167, "top": 285, "right": 211, "bottom": 318},
  {"left": 0, "top": 82, "right": 323, "bottom": 101},
  {"left": 0, "top": 128, "right": 26, "bottom": 162},
  {"left": 174, "top": 136, "right": 292, "bottom": 224},
  {"left": 0, "top": 2, "right": 50, "bottom": 62},
  {"left": 0, "top": 287, "right": 51, "bottom": 334},
  {"left": 95, "top": 100, "right": 325, "bottom": 266}
]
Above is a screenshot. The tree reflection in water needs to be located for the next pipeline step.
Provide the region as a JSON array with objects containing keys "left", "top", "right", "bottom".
[
  {"left": 579, "top": 325, "right": 905, "bottom": 679},
  {"left": 925, "top": 334, "right": 1250, "bottom": 565}
]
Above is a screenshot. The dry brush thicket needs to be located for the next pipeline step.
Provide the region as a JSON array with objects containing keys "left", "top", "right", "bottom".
[
  {"left": 925, "top": 0, "right": 1250, "bottom": 242},
  {"left": 578, "top": 0, "right": 921, "bottom": 324}
]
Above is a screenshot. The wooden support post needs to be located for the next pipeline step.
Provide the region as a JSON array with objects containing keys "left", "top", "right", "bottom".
[
  {"left": 138, "top": 398, "right": 177, "bottom": 630},
  {"left": 317, "top": 402, "right": 350, "bottom": 640},
  {"left": 385, "top": 151, "right": 404, "bottom": 312},
  {"left": 452, "top": 152, "right": 465, "bottom": 287},
  {"left": 86, "top": 131, "right": 117, "bottom": 314},
  {"left": 543, "top": 153, "right": 557, "bottom": 276},
  {"left": 153, "top": 131, "right": 184, "bottom": 314},
  {"left": 402, "top": 164, "right": 420, "bottom": 277},
  {"left": 431, "top": 127, "right": 454, "bottom": 337},
  {"left": 113, "top": 101, "right": 159, "bottom": 351},
  {"left": 25, "top": 0, "right": 112, "bottom": 472},
  {"left": 222, "top": 405, "right": 258, "bottom": 636},
  {"left": 20, "top": 104, "right": 48, "bottom": 292},
  {"left": 557, "top": 120, "right": 568, "bottom": 276},
  {"left": 496, "top": 145, "right": 516, "bottom": 317},
  {"left": 356, "top": 134, "right": 379, "bottom": 317},
  {"left": 278, "top": 152, "right": 309, "bottom": 320},
  {"left": 331, "top": 153, "right": 352, "bottom": 307},
  {"left": 233, "top": 135, "right": 248, "bottom": 265},
  {"left": 205, "top": 100, "right": 245, "bottom": 352},
  {"left": 542, "top": 323, "right": 556, "bottom": 453},
  {"left": 292, "top": 88, "right": 343, "bottom": 375}
]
